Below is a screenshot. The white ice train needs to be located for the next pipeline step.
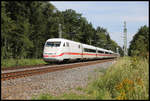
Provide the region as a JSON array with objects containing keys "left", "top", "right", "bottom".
[{"left": 43, "top": 38, "right": 119, "bottom": 62}]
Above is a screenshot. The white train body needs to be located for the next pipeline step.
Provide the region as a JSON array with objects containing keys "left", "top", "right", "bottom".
[{"left": 43, "top": 38, "right": 119, "bottom": 62}]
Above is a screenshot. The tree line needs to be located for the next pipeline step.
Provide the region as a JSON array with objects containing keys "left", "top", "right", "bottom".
[
  {"left": 128, "top": 25, "right": 149, "bottom": 58},
  {"left": 1, "top": 1, "right": 124, "bottom": 59}
]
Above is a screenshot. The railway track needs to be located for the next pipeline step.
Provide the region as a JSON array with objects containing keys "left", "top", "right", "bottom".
[{"left": 1, "top": 59, "right": 115, "bottom": 81}]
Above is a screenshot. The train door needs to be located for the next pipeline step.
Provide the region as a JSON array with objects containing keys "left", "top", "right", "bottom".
[
  {"left": 81, "top": 44, "right": 83, "bottom": 59},
  {"left": 96, "top": 48, "right": 98, "bottom": 58},
  {"left": 66, "top": 42, "right": 70, "bottom": 56},
  {"left": 62, "top": 41, "right": 70, "bottom": 60},
  {"left": 62, "top": 42, "right": 67, "bottom": 59}
]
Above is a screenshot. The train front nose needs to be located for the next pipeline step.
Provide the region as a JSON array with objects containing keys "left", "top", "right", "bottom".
[
  {"left": 43, "top": 41, "right": 63, "bottom": 62},
  {"left": 43, "top": 49, "right": 63, "bottom": 62},
  {"left": 43, "top": 53, "right": 60, "bottom": 62}
]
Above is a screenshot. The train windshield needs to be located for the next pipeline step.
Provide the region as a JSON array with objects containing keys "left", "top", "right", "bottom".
[{"left": 46, "top": 41, "right": 61, "bottom": 47}]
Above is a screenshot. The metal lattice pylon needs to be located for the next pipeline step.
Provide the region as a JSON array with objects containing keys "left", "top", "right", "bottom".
[{"left": 123, "top": 21, "right": 128, "bottom": 56}]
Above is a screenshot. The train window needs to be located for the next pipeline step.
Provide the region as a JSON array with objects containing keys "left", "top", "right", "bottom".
[
  {"left": 98, "top": 50, "right": 104, "bottom": 53},
  {"left": 63, "top": 43, "right": 65, "bottom": 47},
  {"left": 46, "top": 42, "right": 61, "bottom": 47},
  {"left": 78, "top": 45, "right": 80, "bottom": 48},
  {"left": 91, "top": 49, "right": 96, "bottom": 53},
  {"left": 84, "top": 48, "right": 88, "bottom": 52},
  {"left": 105, "top": 52, "right": 109, "bottom": 54},
  {"left": 84, "top": 48, "right": 96, "bottom": 53},
  {"left": 66, "top": 42, "right": 69, "bottom": 47}
]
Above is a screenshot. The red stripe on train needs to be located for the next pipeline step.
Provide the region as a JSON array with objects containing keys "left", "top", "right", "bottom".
[
  {"left": 44, "top": 53, "right": 64, "bottom": 57},
  {"left": 44, "top": 52, "right": 113, "bottom": 57}
]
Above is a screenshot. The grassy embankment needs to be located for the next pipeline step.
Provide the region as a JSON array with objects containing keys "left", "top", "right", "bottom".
[
  {"left": 32, "top": 57, "right": 149, "bottom": 100},
  {"left": 1, "top": 59, "right": 47, "bottom": 69}
]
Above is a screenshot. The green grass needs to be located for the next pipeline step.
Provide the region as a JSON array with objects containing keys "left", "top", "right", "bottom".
[
  {"left": 1, "top": 58, "right": 47, "bottom": 68},
  {"left": 89, "top": 57, "right": 148, "bottom": 100},
  {"left": 32, "top": 93, "right": 94, "bottom": 100},
  {"left": 76, "top": 86, "right": 83, "bottom": 91},
  {"left": 32, "top": 56, "right": 149, "bottom": 100}
]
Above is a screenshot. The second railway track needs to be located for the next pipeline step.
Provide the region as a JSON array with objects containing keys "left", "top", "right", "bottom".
[{"left": 1, "top": 59, "right": 115, "bottom": 81}]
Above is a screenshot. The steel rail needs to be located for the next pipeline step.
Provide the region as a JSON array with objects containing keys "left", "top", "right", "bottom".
[{"left": 1, "top": 59, "right": 115, "bottom": 81}]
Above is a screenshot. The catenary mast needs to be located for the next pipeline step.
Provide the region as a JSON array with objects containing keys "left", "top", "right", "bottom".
[{"left": 123, "top": 21, "right": 128, "bottom": 56}]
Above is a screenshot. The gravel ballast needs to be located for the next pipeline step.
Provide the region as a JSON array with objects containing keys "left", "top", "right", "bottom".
[{"left": 2, "top": 60, "right": 116, "bottom": 100}]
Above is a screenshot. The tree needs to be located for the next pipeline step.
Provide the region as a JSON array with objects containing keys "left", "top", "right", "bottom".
[
  {"left": 4, "top": 1, "right": 34, "bottom": 59},
  {"left": 61, "top": 9, "right": 82, "bottom": 41},
  {"left": 1, "top": 1, "right": 16, "bottom": 59},
  {"left": 128, "top": 25, "right": 149, "bottom": 58},
  {"left": 95, "top": 27, "right": 108, "bottom": 48}
]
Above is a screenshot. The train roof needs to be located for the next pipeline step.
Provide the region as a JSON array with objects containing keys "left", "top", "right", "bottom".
[
  {"left": 96, "top": 47, "right": 106, "bottom": 51},
  {"left": 46, "top": 38, "right": 117, "bottom": 53},
  {"left": 46, "top": 38, "right": 71, "bottom": 42},
  {"left": 82, "top": 43, "right": 96, "bottom": 50},
  {"left": 47, "top": 38, "right": 96, "bottom": 49},
  {"left": 46, "top": 38, "right": 81, "bottom": 44}
]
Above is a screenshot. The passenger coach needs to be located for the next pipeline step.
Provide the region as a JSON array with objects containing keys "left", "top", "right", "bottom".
[{"left": 43, "top": 38, "right": 119, "bottom": 62}]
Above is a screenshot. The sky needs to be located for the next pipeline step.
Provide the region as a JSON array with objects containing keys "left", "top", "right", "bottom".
[{"left": 50, "top": 1, "right": 149, "bottom": 48}]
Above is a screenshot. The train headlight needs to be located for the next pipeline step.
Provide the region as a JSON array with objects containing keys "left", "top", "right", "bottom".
[
  {"left": 49, "top": 53, "right": 56, "bottom": 55},
  {"left": 44, "top": 53, "right": 57, "bottom": 55}
]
